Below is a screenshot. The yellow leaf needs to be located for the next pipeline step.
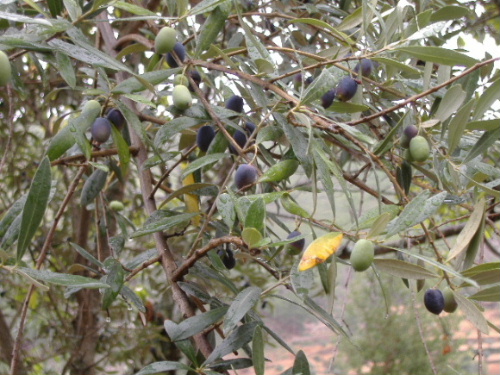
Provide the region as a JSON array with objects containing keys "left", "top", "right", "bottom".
[
  {"left": 182, "top": 164, "right": 201, "bottom": 226},
  {"left": 298, "top": 232, "right": 343, "bottom": 271}
]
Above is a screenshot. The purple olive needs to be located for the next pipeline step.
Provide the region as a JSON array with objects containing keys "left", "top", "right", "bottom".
[
  {"left": 91, "top": 117, "right": 112, "bottom": 143},
  {"left": 235, "top": 164, "right": 258, "bottom": 190},
  {"left": 166, "top": 42, "right": 186, "bottom": 68},
  {"left": 225, "top": 95, "right": 244, "bottom": 113},
  {"left": 336, "top": 76, "right": 358, "bottom": 102}
]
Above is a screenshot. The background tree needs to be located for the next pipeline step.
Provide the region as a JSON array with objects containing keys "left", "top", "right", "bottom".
[{"left": 0, "top": 0, "right": 499, "bottom": 374}]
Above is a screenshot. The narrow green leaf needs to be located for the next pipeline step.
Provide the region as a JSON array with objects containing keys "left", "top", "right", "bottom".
[
  {"left": 367, "top": 212, "right": 393, "bottom": 238},
  {"left": 204, "top": 322, "right": 258, "bottom": 365},
  {"left": 290, "top": 258, "right": 314, "bottom": 298},
  {"left": 224, "top": 287, "right": 261, "bottom": 334},
  {"left": 120, "top": 286, "right": 146, "bottom": 312},
  {"left": 217, "top": 193, "right": 235, "bottom": 230},
  {"left": 13, "top": 268, "right": 50, "bottom": 291},
  {"left": 292, "top": 350, "right": 310, "bottom": 375},
  {"left": 165, "top": 306, "right": 228, "bottom": 341},
  {"left": 434, "top": 85, "right": 466, "bottom": 122},
  {"left": 0, "top": 10, "right": 52, "bottom": 25},
  {"left": 372, "top": 57, "right": 421, "bottom": 75},
  {"left": 473, "top": 77, "right": 500, "bottom": 120},
  {"left": 253, "top": 325, "right": 265, "bottom": 375},
  {"left": 462, "top": 262, "right": 500, "bottom": 286},
  {"left": 17, "top": 267, "right": 109, "bottom": 289},
  {"left": 112, "top": 69, "right": 179, "bottom": 94},
  {"left": 80, "top": 169, "right": 108, "bottom": 207},
  {"left": 468, "top": 286, "right": 500, "bottom": 302},
  {"left": 196, "top": 5, "right": 229, "bottom": 56},
  {"left": 275, "top": 113, "right": 312, "bottom": 175},
  {"left": 188, "top": 0, "right": 230, "bottom": 16},
  {"left": 242, "top": 227, "right": 263, "bottom": 248},
  {"left": 336, "top": 6, "right": 363, "bottom": 31},
  {"left": 48, "top": 0, "right": 64, "bottom": 17},
  {"left": 130, "top": 212, "right": 198, "bottom": 238},
  {"left": 447, "top": 199, "right": 485, "bottom": 262},
  {"left": 102, "top": 258, "right": 125, "bottom": 309},
  {"left": 111, "top": 124, "right": 131, "bottom": 174},
  {"left": 453, "top": 291, "right": 489, "bottom": 334},
  {"left": 113, "top": 1, "right": 157, "bottom": 16},
  {"left": 396, "top": 46, "right": 478, "bottom": 67},
  {"left": 259, "top": 160, "right": 299, "bottom": 183},
  {"left": 462, "top": 209, "right": 485, "bottom": 270},
  {"left": 180, "top": 153, "right": 228, "bottom": 179},
  {"left": 160, "top": 183, "right": 216, "bottom": 208},
  {"left": 430, "top": 6, "right": 470, "bottom": 22},
  {"left": 448, "top": 99, "right": 474, "bottom": 154},
  {"left": 245, "top": 198, "right": 266, "bottom": 234},
  {"left": 134, "top": 361, "right": 192, "bottom": 375},
  {"left": 327, "top": 102, "right": 370, "bottom": 114},
  {"left": 55, "top": 51, "right": 76, "bottom": 88},
  {"left": 466, "top": 119, "right": 500, "bottom": 131},
  {"left": 373, "top": 259, "right": 438, "bottom": 279},
  {"left": 48, "top": 37, "right": 132, "bottom": 73},
  {"left": 353, "top": 204, "right": 400, "bottom": 231},
  {"left": 289, "top": 18, "right": 355, "bottom": 45},
  {"left": 313, "top": 149, "right": 335, "bottom": 216},
  {"left": 0, "top": 194, "right": 26, "bottom": 238},
  {"left": 63, "top": 0, "right": 81, "bottom": 21},
  {"left": 17, "top": 158, "right": 51, "bottom": 261},
  {"left": 281, "top": 193, "right": 310, "bottom": 218},
  {"left": 386, "top": 191, "right": 446, "bottom": 237},
  {"left": 70, "top": 242, "right": 104, "bottom": 268}
]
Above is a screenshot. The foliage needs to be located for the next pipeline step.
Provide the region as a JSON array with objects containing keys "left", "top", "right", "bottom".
[{"left": 0, "top": 0, "right": 499, "bottom": 374}]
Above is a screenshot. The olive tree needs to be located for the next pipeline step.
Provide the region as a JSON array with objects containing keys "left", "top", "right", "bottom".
[{"left": 0, "top": 0, "right": 499, "bottom": 374}]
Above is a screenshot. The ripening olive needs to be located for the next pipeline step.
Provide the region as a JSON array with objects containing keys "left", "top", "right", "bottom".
[
  {"left": 409, "top": 135, "right": 430, "bottom": 162},
  {"left": 166, "top": 42, "right": 186, "bottom": 68},
  {"left": 219, "top": 249, "right": 236, "bottom": 269},
  {"left": 188, "top": 70, "right": 201, "bottom": 92},
  {"left": 229, "top": 130, "right": 247, "bottom": 154},
  {"left": 106, "top": 108, "right": 125, "bottom": 129},
  {"left": 443, "top": 287, "right": 458, "bottom": 313},
  {"left": 196, "top": 125, "right": 215, "bottom": 152},
  {"left": 355, "top": 59, "right": 374, "bottom": 77},
  {"left": 424, "top": 289, "right": 445, "bottom": 315},
  {"left": 400, "top": 125, "right": 418, "bottom": 148},
  {"left": 91, "top": 117, "right": 112, "bottom": 143},
  {"left": 287, "top": 230, "right": 305, "bottom": 255},
  {"left": 336, "top": 76, "right": 358, "bottom": 102},
  {"left": 225, "top": 95, "right": 244, "bottom": 113},
  {"left": 0, "top": 51, "right": 12, "bottom": 86},
  {"left": 244, "top": 121, "right": 257, "bottom": 135},
  {"left": 235, "top": 164, "right": 258, "bottom": 190},
  {"left": 350, "top": 239, "right": 375, "bottom": 272},
  {"left": 172, "top": 85, "right": 192, "bottom": 110},
  {"left": 321, "top": 89, "right": 336, "bottom": 109},
  {"left": 155, "top": 27, "right": 177, "bottom": 54}
]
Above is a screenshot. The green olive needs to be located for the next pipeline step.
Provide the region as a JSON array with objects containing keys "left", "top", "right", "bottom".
[
  {"left": 350, "top": 239, "right": 375, "bottom": 272},
  {"left": 409, "top": 136, "right": 430, "bottom": 162},
  {"left": 154, "top": 27, "right": 177, "bottom": 54},
  {"left": 0, "top": 51, "right": 12, "bottom": 86},
  {"left": 443, "top": 287, "right": 458, "bottom": 313},
  {"left": 173, "top": 74, "right": 189, "bottom": 86},
  {"left": 172, "top": 85, "right": 192, "bottom": 110},
  {"left": 109, "top": 200, "right": 125, "bottom": 211}
]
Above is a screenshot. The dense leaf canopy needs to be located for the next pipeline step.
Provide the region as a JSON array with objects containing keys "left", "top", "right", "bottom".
[{"left": 0, "top": 0, "right": 499, "bottom": 374}]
